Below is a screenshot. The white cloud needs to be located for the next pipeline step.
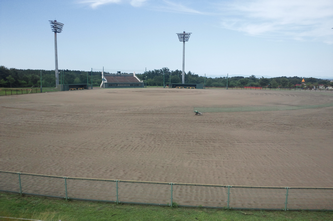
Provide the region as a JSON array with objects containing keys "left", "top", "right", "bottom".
[
  {"left": 79, "top": 0, "right": 147, "bottom": 9},
  {"left": 154, "top": 0, "right": 204, "bottom": 15},
  {"left": 218, "top": 0, "right": 333, "bottom": 43},
  {"left": 130, "top": 0, "right": 146, "bottom": 7},
  {"left": 79, "top": 0, "right": 205, "bottom": 14},
  {"left": 79, "top": 0, "right": 121, "bottom": 9}
]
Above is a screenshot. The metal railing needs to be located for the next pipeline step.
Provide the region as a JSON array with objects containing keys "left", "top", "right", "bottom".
[{"left": 0, "top": 171, "right": 332, "bottom": 210}]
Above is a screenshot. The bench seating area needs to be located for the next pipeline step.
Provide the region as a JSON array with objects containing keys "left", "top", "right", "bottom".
[
  {"left": 69, "top": 87, "right": 85, "bottom": 91},
  {"left": 105, "top": 76, "right": 140, "bottom": 83}
]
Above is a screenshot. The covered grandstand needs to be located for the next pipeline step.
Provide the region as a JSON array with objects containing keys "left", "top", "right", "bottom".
[{"left": 100, "top": 72, "right": 144, "bottom": 88}]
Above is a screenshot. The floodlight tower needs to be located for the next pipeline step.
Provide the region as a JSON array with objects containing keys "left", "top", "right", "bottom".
[
  {"left": 49, "top": 20, "right": 64, "bottom": 89},
  {"left": 176, "top": 31, "right": 191, "bottom": 84}
]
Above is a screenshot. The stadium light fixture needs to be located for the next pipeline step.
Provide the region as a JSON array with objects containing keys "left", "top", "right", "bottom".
[
  {"left": 176, "top": 31, "right": 191, "bottom": 84},
  {"left": 49, "top": 20, "right": 64, "bottom": 89}
]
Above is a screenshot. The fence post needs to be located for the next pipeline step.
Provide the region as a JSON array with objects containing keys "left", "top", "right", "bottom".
[
  {"left": 284, "top": 187, "right": 289, "bottom": 211},
  {"left": 64, "top": 177, "right": 68, "bottom": 201},
  {"left": 18, "top": 172, "right": 22, "bottom": 196},
  {"left": 116, "top": 180, "right": 119, "bottom": 204},
  {"left": 227, "top": 186, "right": 231, "bottom": 209},
  {"left": 170, "top": 183, "right": 173, "bottom": 207}
]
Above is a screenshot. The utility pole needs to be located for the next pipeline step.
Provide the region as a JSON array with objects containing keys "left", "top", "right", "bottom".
[
  {"left": 91, "top": 68, "right": 93, "bottom": 89},
  {"left": 204, "top": 74, "right": 206, "bottom": 89},
  {"left": 162, "top": 68, "right": 168, "bottom": 88},
  {"left": 40, "top": 71, "right": 42, "bottom": 93},
  {"left": 163, "top": 70, "right": 165, "bottom": 88}
]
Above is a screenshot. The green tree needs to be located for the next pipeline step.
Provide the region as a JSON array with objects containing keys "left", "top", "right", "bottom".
[
  {"left": 212, "top": 82, "right": 223, "bottom": 87},
  {"left": 153, "top": 76, "right": 163, "bottom": 86},
  {"left": 307, "top": 77, "right": 317, "bottom": 83},
  {"left": 280, "top": 78, "right": 289, "bottom": 87},
  {"left": 6, "top": 75, "right": 15, "bottom": 87},
  {"left": 248, "top": 75, "right": 257, "bottom": 82},
  {"left": 248, "top": 82, "right": 260, "bottom": 87},
  {"left": 318, "top": 80, "right": 329, "bottom": 87},
  {"left": 146, "top": 79, "right": 155, "bottom": 86},
  {"left": 18, "top": 80, "right": 27, "bottom": 87},
  {"left": 259, "top": 77, "right": 269, "bottom": 87},
  {"left": 289, "top": 78, "right": 300, "bottom": 85},
  {"left": 229, "top": 81, "right": 237, "bottom": 87},
  {"left": 270, "top": 79, "right": 278, "bottom": 88},
  {"left": 205, "top": 78, "right": 213, "bottom": 87},
  {"left": 238, "top": 78, "right": 249, "bottom": 87},
  {"left": 74, "top": 77, "right": 81, "bottom": 84},
  {"left": 28, "top": 74, "right": 39, "bottom": 86},
  {"left": 171, "top": 75, "right": 181, "bottom": 84},
  {"left": 0, "top": 79, "right": 7, "bottom": 87}
]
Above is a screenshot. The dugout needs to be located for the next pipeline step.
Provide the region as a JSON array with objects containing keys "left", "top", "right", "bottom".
[
  {"left": 171, "top": 83, "right": 204, "bottom": 89},
  {"left": 61, "top": 84, "right": 92, "bottom": 91}
]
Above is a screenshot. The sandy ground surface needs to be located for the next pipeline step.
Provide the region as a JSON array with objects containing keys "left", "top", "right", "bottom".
[{"left": 1, "top": 88, "right": 332, "bottom": 208}]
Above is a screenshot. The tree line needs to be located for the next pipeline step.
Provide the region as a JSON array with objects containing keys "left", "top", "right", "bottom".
[
  {"left": 0, "top": 66, "right": 102, "bottom": 88},
  {"left": 136, "top": 68, "right": 332, "bottom": 89},
  {"left": 1, "top": 66, "right": 332, "bottom": 89}
]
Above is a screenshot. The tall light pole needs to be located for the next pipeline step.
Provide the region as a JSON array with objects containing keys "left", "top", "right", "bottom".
[
  {"left": 176, "top": 31, "right": 191, "bottom": 84},
  {"left": 162, "top": 69, "right": 165, "bottom": 88},
  {"left": 49, "top": 20, "right": 64, "bottom": 89},
  {"left": 204, "top": 73, "right": 206, "bottom": 89}
]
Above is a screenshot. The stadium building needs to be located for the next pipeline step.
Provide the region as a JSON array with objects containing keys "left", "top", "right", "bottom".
[{"left": 100, "top": 71, "right": 144, "bottom": 88}]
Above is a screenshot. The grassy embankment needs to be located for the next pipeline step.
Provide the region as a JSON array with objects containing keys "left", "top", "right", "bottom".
[{"left": 0, "top": 192, "right": 332, "bottom": 221}]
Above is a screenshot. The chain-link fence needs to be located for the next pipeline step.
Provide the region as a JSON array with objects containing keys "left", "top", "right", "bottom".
[
  {"left": 0, "top": 171, "right": 332, "bottom": 210},
  {"left": 0, "top": 88, "right": 42, "bottom": 96}
]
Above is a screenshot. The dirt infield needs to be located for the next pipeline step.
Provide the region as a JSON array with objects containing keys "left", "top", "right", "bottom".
[{"left": 0, "top": 88, "right": 332, "bottom": 189}]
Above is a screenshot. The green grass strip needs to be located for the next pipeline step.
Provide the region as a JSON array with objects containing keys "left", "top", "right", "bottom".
[
  {"left": 195, "top": 103, "right": 333, "bottom": 113},
  {"left": 0, "top": 192, "right": 332, "bottom": 221},
  {"left": 0, "top": 87, "right": 60, "bottom": 96}
]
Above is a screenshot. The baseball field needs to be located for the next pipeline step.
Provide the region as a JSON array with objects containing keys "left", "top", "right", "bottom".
[{"left": 0, "top": 88, "right": 332, "bottom": 209}]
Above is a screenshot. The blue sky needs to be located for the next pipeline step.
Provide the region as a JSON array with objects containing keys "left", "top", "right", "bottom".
[{"left": 0, "top": 0, "right": 332, "bottom": 79}]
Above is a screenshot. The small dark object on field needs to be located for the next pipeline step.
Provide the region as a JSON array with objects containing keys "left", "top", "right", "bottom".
[{"left": 194, "top": 110, "right": 202, "bottom": 116}]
